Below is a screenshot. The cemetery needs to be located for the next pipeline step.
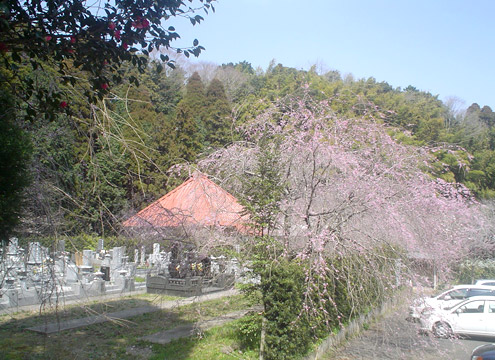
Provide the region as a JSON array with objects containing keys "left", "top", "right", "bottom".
[
  {"left": 0, "top": 173, "right": 246, "bottom": 311},
  {"left": 0, "top": 237, "right": 240, "bottom": 311}
]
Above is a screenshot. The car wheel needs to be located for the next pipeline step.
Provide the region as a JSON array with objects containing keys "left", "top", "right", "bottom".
[{"left": 433, "top": 321, "right": 453, "bottom": 338}]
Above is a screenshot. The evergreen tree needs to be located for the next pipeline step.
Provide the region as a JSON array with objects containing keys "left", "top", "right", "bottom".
[
  {"left": 108, "top": 63, "right": 186, "bottom": 211},
  {"left": 0, "top": 90, "right": 31, "bottom": 241},
  {"left": 75, "top": 138, "right": 128, "bottom": 235},
  {"left": 21, "top": 118, "right": 79, "bottom": 238},
  {"left": 174, "top": 72, "right": 206, "bottom": 162},
  {"left": 480, "top": 105, "right": 495, "bottom": 127},
  {"left": 150, "top": 64, "right": 186, "bottom": 115},
  {"left": 204, "top": 78, "right": 232, "bottom": 148}
]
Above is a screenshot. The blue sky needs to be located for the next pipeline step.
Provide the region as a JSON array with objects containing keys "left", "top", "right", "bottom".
[{"left": 171, "top": 0, "right": 495, "bottom": 110}]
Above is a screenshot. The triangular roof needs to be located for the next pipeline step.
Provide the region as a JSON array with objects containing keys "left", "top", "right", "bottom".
[{"left": 123, "top": 173, "right": 247, "bottom": 230}]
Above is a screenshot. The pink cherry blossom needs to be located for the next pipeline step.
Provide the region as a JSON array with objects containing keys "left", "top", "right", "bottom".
[{"left": 185, "top": 91, "right": 489, "bottom": 325}]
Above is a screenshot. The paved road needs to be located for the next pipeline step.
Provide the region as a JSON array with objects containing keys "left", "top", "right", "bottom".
[{"left": 327, "top": 298, "right": 494, "bottom": 360}]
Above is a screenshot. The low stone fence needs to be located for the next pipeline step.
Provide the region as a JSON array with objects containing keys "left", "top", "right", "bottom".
[
  {"left": 0, "top": 279, "right": 147, "bottom": 313},
  {"left": 146, "top": 274, "right": 235, "bottom": 296},
  {"left": 303, "top": 291, "right": 405, "bottom": 360}
]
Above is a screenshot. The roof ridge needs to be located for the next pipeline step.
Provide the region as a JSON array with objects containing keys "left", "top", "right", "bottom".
[{"left": 123, "top": 173, "right": 247, "bottom": 229}]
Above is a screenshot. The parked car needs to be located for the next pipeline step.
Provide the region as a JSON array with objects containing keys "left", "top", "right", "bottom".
[
  {"left": 419, "top": 296, "right": 495, "bottom": 338},
  {"left": 471, "top": 343, "right": 495, "bottom": 360},
  {"left": 408, "top": 285, "right": 495, "bottom": 321},
  {"left": 476, "top": 280, "right": 495, "bottom": 287}
]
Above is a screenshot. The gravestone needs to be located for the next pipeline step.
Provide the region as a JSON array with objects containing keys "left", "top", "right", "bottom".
[
  {"left": 227, "top": 258, "right": 240, "bottom": 276},
  {"left": 140, "top": 245, "right": 146, "bottom": 265},
  {"left": 210, "top": 256, "right": 220, "bottom": 274},
  {"left": 66, "top": 263, "right": 79, "bottom": 283},
  {"left": 110, "top": 247, "right": 124, "bottom": 283},
  {"left": 80, "top": 249, "right": 93, "bottom": 274},
  {"left": 57, "top": 240, "right": 65, "bottom": 253},
  {"left": 152, "top": 243, "right": 160, "bottom": 265},
  {"left": 103, "top": 253, "right": 111, "bottom": 267},
  {"left": 5, "top": 238, "right": 21, "bottom": 271},
  {"left": 97, "top": 238, "right": 104, "bottom": 252},
  {"left": 82, "top": 250, "right": 93, "bottom": 266},
  {"left": 27, "top": 242, "right": 42, "bottom": 265},
  {"left": 99, "top": 266, "right": 110, "bottom": 281},
  {"left": 111, "top": 247, "right": 123, "bottom": 269},
  {"left": 7, "top": 237, "right": 18, "bottom": 255}
]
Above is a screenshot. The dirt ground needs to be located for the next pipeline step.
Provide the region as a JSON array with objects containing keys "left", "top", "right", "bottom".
[{"left": 326, "top": 295, "right": 491, "bottom": 360}]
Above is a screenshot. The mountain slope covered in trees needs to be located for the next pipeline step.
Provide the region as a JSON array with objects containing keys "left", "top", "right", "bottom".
[{"left": 3, "top": 56, "right": 495, "bottom": 239}]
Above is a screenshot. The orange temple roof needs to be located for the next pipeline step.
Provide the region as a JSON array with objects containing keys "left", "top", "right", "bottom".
[{"left": 123, "top": 173, "right": 248, "bottom": 230}]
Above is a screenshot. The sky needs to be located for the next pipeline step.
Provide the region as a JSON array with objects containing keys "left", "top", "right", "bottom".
[{"left": 171, "top": 0, "right": 495, "bottom": 110}]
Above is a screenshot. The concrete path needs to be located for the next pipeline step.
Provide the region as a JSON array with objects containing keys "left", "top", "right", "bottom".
[
  {"left": 141, "top": 308, "right": 254, "bottom": 345},
  {"left": 27, "top": 289, "right": 239, "bottom": 334}
]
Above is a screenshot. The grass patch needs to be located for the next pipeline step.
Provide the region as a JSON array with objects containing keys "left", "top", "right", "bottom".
[
  {"left": 0, "top": 293, "right": 180, "bottom": 327},
  {"left": 0, "top": 293, "right": 252, "bottom": 360},
  {"left": 150, "top": 320, "right": 258, "bottom": 360}
]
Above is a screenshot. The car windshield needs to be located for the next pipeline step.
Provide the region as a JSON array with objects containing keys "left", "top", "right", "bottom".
[
  {"left": 467, "top": 289, "right": 495, "bottom": 297},
  {"left": 438, "top": 288, "right": 467, "bottom": 300}
]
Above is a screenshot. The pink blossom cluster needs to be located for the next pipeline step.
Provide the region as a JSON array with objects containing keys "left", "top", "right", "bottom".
[{"left": 191, "top": 91, "right": 488, "bottom": 324}]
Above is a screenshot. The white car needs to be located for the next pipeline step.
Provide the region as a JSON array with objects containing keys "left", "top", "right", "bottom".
[
  {"left": 408, "top": 285, "right": 495, "bottom": 321},
  {"left": 420, "top": 296, "right": 495, "bottom": 338}
]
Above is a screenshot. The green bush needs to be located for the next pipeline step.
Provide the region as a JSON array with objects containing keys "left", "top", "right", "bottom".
[
  {"left": 236, "top": 312, "right": 262, "bottom": 350},
  {"left": 454, "top": 259, "right": 495, "bottom": 284},
  {"left": 237, "top": 246, "right": 400, "bottom": 359},
  {"left": 261, "top": 259, "right": 312, "bottom": 360}
]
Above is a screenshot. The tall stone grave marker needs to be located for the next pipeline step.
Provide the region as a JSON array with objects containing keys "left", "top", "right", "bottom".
[
  {"left": 97, "top": 238, "right": 104, "bottom": 252},
  {"left": 27, "top": 242, "right": 42, "bottom": 265},
  {"left": 152, "top": 243, "right": 160, "bottom": 265},
  {"left": 140, "top": 245, "right": 146, "bottom": 265}
]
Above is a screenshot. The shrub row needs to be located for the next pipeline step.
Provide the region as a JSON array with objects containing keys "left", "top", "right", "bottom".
[{"left": 238, "top": 246, "right": 400, "bottom": 359}]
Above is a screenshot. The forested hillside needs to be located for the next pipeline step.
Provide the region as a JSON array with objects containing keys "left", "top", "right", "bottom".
[{"left": 3, "top": 55, "right": 495, "bottom": 239}]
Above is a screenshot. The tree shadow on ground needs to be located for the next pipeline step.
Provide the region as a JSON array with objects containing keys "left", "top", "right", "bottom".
[
  {"left": 0, "top": 296, "right": 196, "bottom": 360},
  {"left": 0, "top": 293, "right": 248, "bottom": 359}
]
